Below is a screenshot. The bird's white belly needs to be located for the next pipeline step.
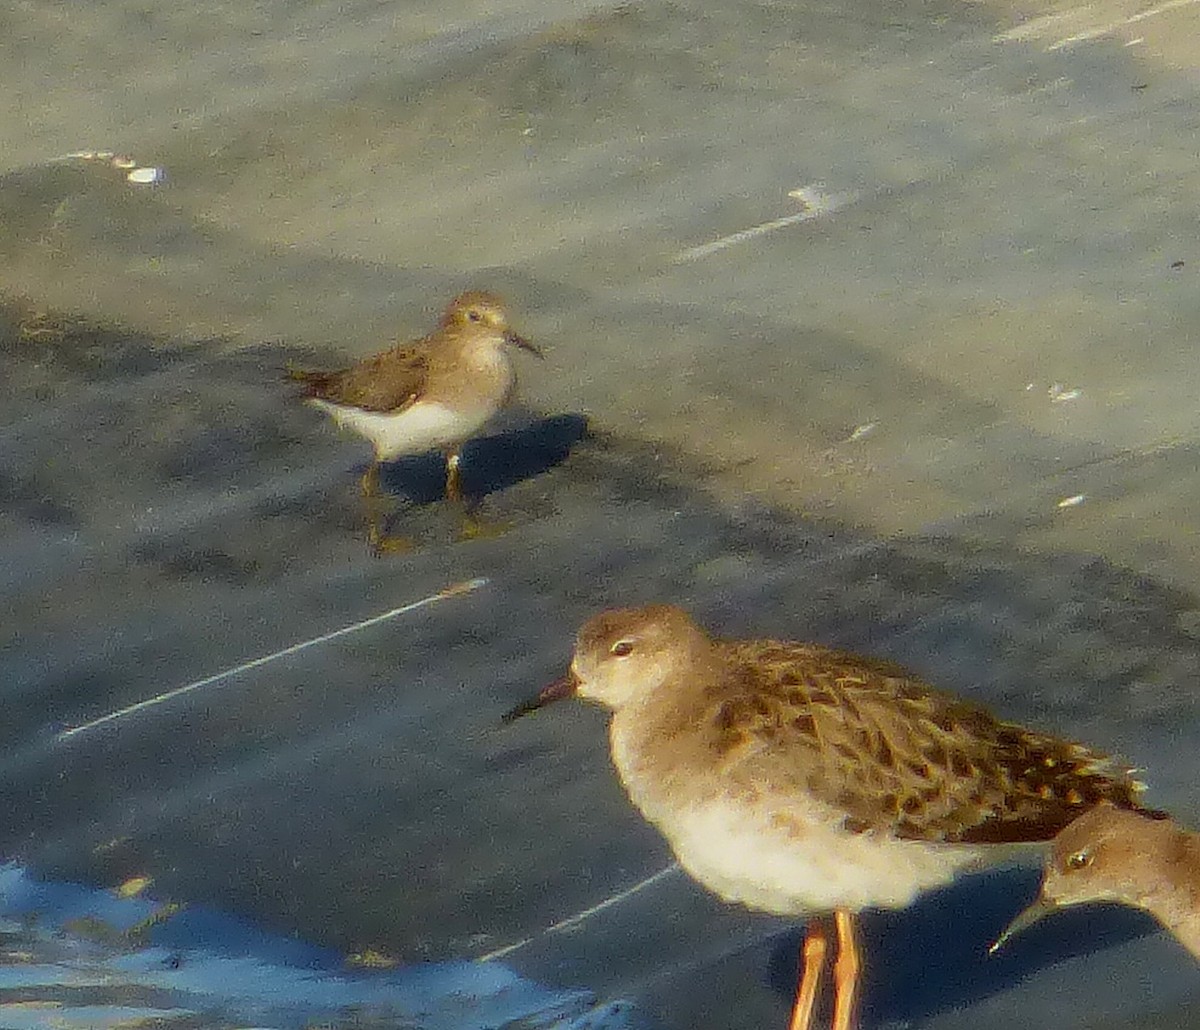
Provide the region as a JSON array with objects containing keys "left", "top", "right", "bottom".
[
  {"left": 652, "top": 794, "right": 986, "bottom": 915},
  {"left": 309, "top": 399, "right": 486, "bottom": 459}
]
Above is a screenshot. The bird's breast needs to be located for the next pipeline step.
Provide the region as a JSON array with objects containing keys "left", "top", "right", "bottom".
[
  {"left": 608, "top": 712, "right": 985, "bottom": 916},
  {"left": 459, "top": 345, "right": 516, "bottom": 403}
]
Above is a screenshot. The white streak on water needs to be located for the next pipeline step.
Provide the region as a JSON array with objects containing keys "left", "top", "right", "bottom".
[
  {"left": 478, "top": 864, "right": 681, "bottom": 962},
  {"left": 57, "top": 578, "right": 488, "bottom": 742}
]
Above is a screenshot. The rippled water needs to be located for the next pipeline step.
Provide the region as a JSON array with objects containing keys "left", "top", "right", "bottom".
[{"left": 0, "top": 864, "right": 639, "bottom": 1030}]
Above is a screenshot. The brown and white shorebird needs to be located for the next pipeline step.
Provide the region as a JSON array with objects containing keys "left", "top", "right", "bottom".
[
  {"left": 993, "top": 803, "right": 1199, "bottom": 961},
  {"left": 289, "top": 290, "right": 540, "bottom": 551},
  {"left": 504, "top": 605, "right": 1161, "bottom": 1030}
]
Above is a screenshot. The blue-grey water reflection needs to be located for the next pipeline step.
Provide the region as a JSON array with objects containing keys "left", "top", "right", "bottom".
[{"left": 0, "top": 864, "right": 635, "bottom": 1030}]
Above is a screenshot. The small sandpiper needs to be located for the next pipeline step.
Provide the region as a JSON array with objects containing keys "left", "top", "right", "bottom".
[
  {"left": 993, "top": 803, "right": 1199, "bottom": 961},
  {"left": 505, "top": 605, "right": 1161, "bottom": 1030},
  {"left": 289, "top": 290, "right": 540, "bottom": 552}
]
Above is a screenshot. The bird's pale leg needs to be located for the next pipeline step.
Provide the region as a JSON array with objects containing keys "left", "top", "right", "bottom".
[
  {"left": 360, "top": 461, "right": 382, "bottom": 499},
  {"left": 446, "top": 446, "right": 511, "bottom": 541},
  {"left": 361, "top": 461, "right": 384, "bottom": 539},
  {"left": 788, "top": 918, "right": 829, "bottom": 1030},
  {"left": 444, "top": 447, "right": 465, "bottom": 504},
  {"left": 831, "top": 910, "right": 862, "bottom": 1030},
  {"left": 360, "top": 460, "right": 412, "bottom": 555}
]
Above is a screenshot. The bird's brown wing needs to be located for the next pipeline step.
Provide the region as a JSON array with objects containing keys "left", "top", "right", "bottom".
[
  {"left": 704, "top": 641, "right": 1153, "bottom": 845},
  {"left": 287, "top": 345, "right": 429, "bottom": 413}
]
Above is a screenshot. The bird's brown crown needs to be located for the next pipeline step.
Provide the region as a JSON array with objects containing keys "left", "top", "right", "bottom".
[
  {"left": 1044, "top": 805, "right": 1179, "bottom": 904},
  {"left": 571, "top": 605, "right": 715, "bottom": 709},
  {"left": 440, "top": 291, "right": 513, "bottom": 332}
]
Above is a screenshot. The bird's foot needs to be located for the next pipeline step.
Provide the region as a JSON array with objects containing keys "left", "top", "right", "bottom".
[
  {"left": 457, "top": 514, "right": 512, "bottom": 542},
  {"left": 368, "top": 523, "right": 415, "bottom": 556}
]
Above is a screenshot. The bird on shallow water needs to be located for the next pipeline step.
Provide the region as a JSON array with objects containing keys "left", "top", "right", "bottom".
[
  {"left": 505, "top": 604, "right": 1162, "bottom": 1030},
  {"left": 289, "top": 290, "right": 540, "bottom": 553}
]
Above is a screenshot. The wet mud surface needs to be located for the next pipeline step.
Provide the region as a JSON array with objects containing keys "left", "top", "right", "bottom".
[{"left": 4, "top": 0, "right": 1200, "bottom": 1025}]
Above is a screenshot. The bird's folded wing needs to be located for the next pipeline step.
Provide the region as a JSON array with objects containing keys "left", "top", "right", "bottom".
[
  {"left": 706, "top": 641, "right": 1149, "bottom": 846},
  {"left": 289, "top": 346, "right": 428, "bottom": 412}
]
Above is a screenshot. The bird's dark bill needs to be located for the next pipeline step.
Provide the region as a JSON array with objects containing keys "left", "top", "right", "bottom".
[
  {"left": 502, "top": 672, "right": 577, "bottom": 723},
  {"left": 989, "top": 896, "right": 1057, "bottom": 955}
]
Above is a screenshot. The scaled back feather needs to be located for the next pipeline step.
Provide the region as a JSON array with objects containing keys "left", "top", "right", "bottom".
[{"left": 699, "top": 639, "right": 1158, "bottom": 846}]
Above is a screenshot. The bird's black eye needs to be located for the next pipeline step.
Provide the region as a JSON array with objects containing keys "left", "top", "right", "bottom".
[
  {"left": 468, "top": 309, "right": 483, "bottom": 322},
  {"left": 611, "top": 639, "right": 634, "bottom": 657},
  {"left": 1066, "top": 849, "right": 1092, "bottom": 872}
]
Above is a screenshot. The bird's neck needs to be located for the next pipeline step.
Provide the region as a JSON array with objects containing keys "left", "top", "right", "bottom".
[
  {"left": 458, "top": 335, "right": 512, "bottom": 375},
  {"left": 1141, "top": 832, "right": 1200, "bottom": 960},
  {"left": 427, "top": 333, "right": 514, "bottom": 405},
  {"left": 607, "top": 648, "right": 730, "bottom": 819}
]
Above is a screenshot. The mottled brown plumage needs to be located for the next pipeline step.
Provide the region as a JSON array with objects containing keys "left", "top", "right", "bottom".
[
  {"left": 699, "top": 637, "right": 1144, "bottom": 846},
  {"left": 290, "top": 345, "right": 428, "bottom": 413},
  {"left": 506, "top": 604, "right": 1158, "bottom": 1030},
  {"left": 288, "top": 290, "right": 537, "bottom": 416}
]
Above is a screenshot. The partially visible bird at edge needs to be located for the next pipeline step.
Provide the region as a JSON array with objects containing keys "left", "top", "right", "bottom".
[{"left": 504, "top": 604, "right": 1167, "bottom": 1030}]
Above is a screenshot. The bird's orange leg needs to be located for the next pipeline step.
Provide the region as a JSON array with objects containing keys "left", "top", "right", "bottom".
[
  {"left": 788, "top": 918, "right": 829, "bottom": 1030},
  {"left": 831, "top": 910, "right": 862, "bottom": 1030}
]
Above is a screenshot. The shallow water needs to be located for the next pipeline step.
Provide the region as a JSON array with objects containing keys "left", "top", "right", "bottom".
[
  {"left": 3, "top": 0, "right": 1200, "bottom": 1026},
  {"left": 0, "top": 863, "right": 635, "bottom": 1029}
]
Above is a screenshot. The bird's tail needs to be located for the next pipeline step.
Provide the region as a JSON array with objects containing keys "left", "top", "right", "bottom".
[{"left": 284, "top": 363, "right": 332, "bottom": 396}]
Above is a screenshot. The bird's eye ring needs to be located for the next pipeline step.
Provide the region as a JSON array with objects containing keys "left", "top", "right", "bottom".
[
  {"left": 1066, "top": 849, "right": 1092, "bottom": 871},
  {"left": 611, "top": 640, "right": 634, "bottom": 657},
  {"left": 467, "top": 309, "right": 483, "bottom": 322}
]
